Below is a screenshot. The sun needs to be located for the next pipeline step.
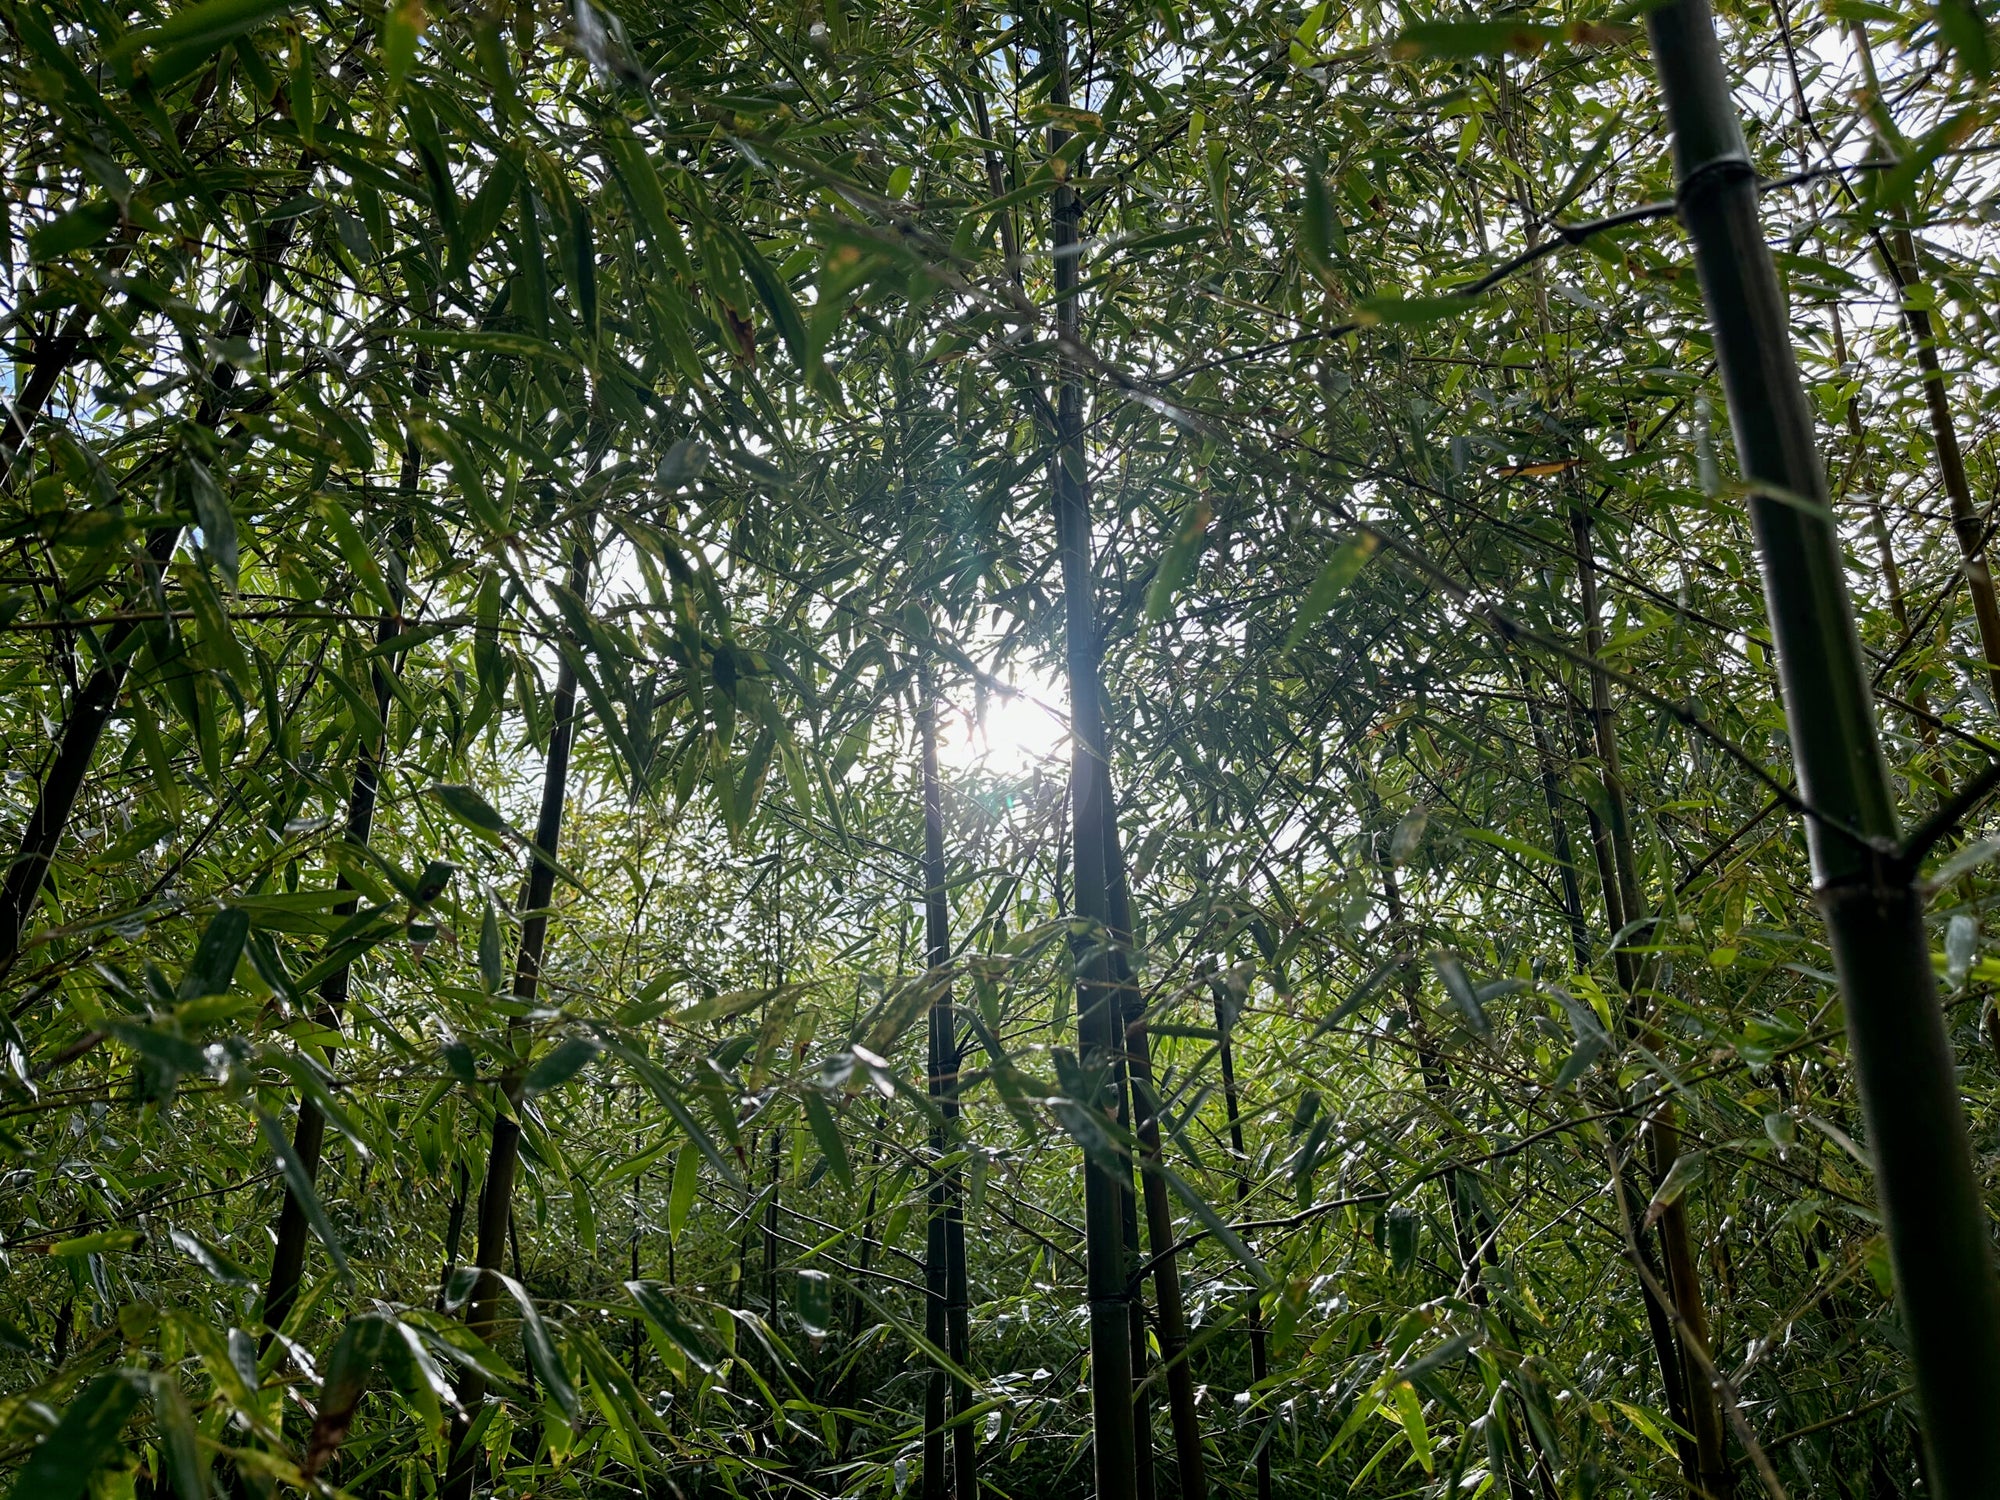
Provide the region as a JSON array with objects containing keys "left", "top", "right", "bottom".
[{"left": 936, "top": 668, "right": 1068, "bottom": 774}]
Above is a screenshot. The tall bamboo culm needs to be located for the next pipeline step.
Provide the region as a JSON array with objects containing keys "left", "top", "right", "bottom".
[
  {"left": 1646, "top": 4, "right": 2000, "bottom": 1492},
  {"left": 1099, "top": 761, "right": 1206, "bottom": 1500},
  {"left": 444, "top": 540, "right": 590, "bottom": 1500},
  {"left": 1048, "top": 8, "right": 1139, "bottom": 1493},
  {"left": 1571, "top": 509, "right": 1730, "bottom": 1499},
  {"left": 260, "top": 350, "right": 431, "bottom": 1341},
  {"left": 0, "top": 202, "right": 304, "bottom": 978},
  {"left": 918, "top": 674, "right": 976, "bottom": 1500}
]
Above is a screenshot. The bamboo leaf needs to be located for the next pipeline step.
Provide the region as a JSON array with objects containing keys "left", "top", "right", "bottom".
[
  {"left": 493, "top": 1272, "right": 579, "bottom": 1421},
  {"left": 801, "top": 1092, "right": 853, "bottom": 1191},
  {"left": 525, "top": 1032, "right": 602, "bottom": 1095},
  {"left": 1642, "top": 1153, "right": 1708, "bottom": 1230},
  {"left": 6, "top": 1370, "right": 147, "bottom": 1500},
  {"left": 626, "top": 1279, "right": 722, "bottom": 1373},
  {"left": 1283, "top": 534, "right": 1378, "bottom": 652},
  {"left": 257, "top": 1109, "right": 352, "bottom": 1284},
  {"left": 429, "top": 782, "right": 508, "bottom": 838},
  {"left": 305, "top": 1313, "right": 393, "bottom": 1477},
  {"left": 178, "top": 907, "right": 249, "bottom": 1000}
]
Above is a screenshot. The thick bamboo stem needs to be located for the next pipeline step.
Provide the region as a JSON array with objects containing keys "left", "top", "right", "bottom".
[
  {"left": 0, "top": 207, "right": 304, "bottom": 979},
  {"left": 1049, "top": 10, "right": 1137, "bottom": 1488},
  {"left": 1647, "top": 5, "right": 2000, "bottom": 1491}
]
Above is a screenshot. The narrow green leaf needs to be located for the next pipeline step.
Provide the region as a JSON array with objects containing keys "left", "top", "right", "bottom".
[
  {"left": 1392, "top": 19, "right": 1559, "bottom": 58},
  {"left": 525, "top": 1033, "right": 602, "bottom": 1095},
  {"left": 1433, "top": 952, "right": 1492, "bottom": 1041},
  {"left": 30, "top": 202, "right": 121, "bottom": 261},
  {"left": 429, "top": 782, "right": 508, "bottom": 837},
  {"left": 1642, "top": 1152, "right": 1708, "bottom": 1230},
  {"left": 182, "top": 460, "right": 238, "bottom": 589},
  {"left": 563, "top": 196, "right": 599, "bottom": 338},
  {"left": 1355, "top": 292, "right": 1477, "bottom": 326},
  {"left": 668, "top": 1142, "right": 698, "bottom": 1241},
  {"left": 305, "top": 1313, "right": 393, "bottom": 1478},
  {"left": 257, "top": 1109, "right": 352, "bottom": 1284},
  {"left": 491, "top": 1272, "right": 578, "bottom": 1421},
  {"left": 794, "top": 1269, "right": 834, "bottom": 1337},
  {"left": 801, "top": 1092, "right": 852, "bottom": 1192},
  {"left": 178, "top": 907, "right": 249, "bottom": 1000},
  {"left": 383, "top": 0, "right": 425, "bottom": 93},
  {"left": 46, "top": 1229, "right": 144, "bottom": 1258},
  {"left": 1392, "top": 1379, "right": 1434, "bottom": 1474},
  {"left": 1283, "top": 533, "right": 1377, "bottom": 652},
  {"left": 151, "top": 1372, "right": 207, "bottom": 1500},
  {"left": 1301, "top": 167, "right": 1336, "bottom": 278},
  {"left": 626, "top": 1279, "right": 722, "bottom": 1372},
  {"left": 7, "top": 1371, "right": 146, "bottom": 1500},
  {"left": 725, "top": 223, "right": 809, "bottom": 366},
  {"left": 599, "top": 1037, "right": 742, "bottom": 1187},
  {"left": 605, "top": 123, "right": 694, "bottom": 276},
  {"left": 1938, "top": 0, "right": 1994, "bottom": 77},
  {"left": 169, "top": 1227, "right": 256, "bottom": 1287},
  {"left": 1143, "top": 495, "right": 1212, "bottom": 623},
  {"left": 480, "top": 894, "right": 505, "bottom": 993}
]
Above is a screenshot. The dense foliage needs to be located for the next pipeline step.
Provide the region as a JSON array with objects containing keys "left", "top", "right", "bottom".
[{"left": 5, "top": 0, "right": 2000, "bottom": 1496}]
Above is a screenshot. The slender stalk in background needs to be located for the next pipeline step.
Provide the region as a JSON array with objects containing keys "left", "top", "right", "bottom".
[
  {"left": 1849, "top": 26, "right": 2000, "bottom": 712},
  {"left": 919, "top": 671, "right": 976, "bottom": 1500},
  {"left": 437, "top": 1162, "right": 470, "bottom": 1313},
  {"left": 1828, "top": 306, "right": 1932, "bottom": 740},
  {"left": 1571, "top": 506, "right": 1731, "bottom": 1498},
  {"left": 445, "top": 539, "right": 590, "bottom": 1500},
  {"left": 1648, "top": 4, "right": 2000, "bottom": 1490},
  {"left": 260, "top": 356, "right": 430, "bottom": 1342},
  {"left": 1209, "top": 964, "right": 1270, "bottom": 1500},
  {"left": 1101, "top": 759, "right": 1206, "bottom": 1500},
  {"left": 1512, "top": 657, "right": 1593, "bottom": 972},
  {"left": 0, "top": 208, "right": 305, "bottom": 979}
]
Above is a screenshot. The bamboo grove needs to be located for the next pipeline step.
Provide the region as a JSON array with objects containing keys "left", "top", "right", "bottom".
[{"left": 7, "top": 0, "right": 2000, "bottom": 1495}]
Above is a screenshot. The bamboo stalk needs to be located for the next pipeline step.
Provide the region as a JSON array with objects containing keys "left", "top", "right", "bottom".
[
  {"left": 1848, "top": 26, "right": 2000, "bottom": 712},
  {"left": 444, "top": 539, "right": 590, "bottom": 1500},
  {"left": 1571, "top": 506, "right": 1731, "bottom": 1497},
  {"left": 1646, "top": 5, "right": 2000, "bottom": 1491},
  {"left": 1828, "top": 307, "right": 1928, "bottom": 740},
  {"left": 437, "top": 1162, "right": 470, "bottom": 1313},
  {"left": 1517, "top": 667, "right": 1594, "bottom": 973},
  {"left": 918, "top": 676, "right": 976, "bottom": 1500},
  {"left": 0, "top": 70, "right": 220, "bottom": 462},
  {"left": 0, "top": 206, "right": 305, "bottom": 979},
  {"left": 1049, "top": 9, "right": 1137, "bottom": 1488},
  {"left": 1209, "top": 968, "right": 1270, "bottom": 1500},
  {"left": 259, "top": 351, "right": 429, "bottom": 1342},
  {"left": 1101, "top": 760, "right": 1206, "bottom": 1500}
]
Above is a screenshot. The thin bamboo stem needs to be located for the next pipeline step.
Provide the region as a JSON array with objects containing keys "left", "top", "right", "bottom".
[
  {"left": 1102, "top": 759, "right": 1205, "bottom": 1500},
  {"left": 1211, "top": 971, "right": 1270, "bottom": 1500},
  {"left": 919, "top": 675, "right": 976, "bottom": 1500},
  {"left": 444, "top": 538, "right": 590, "bottom": 1500},
  {"left": 0, "top": 203, "right": 306, "bottom": 980}
]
